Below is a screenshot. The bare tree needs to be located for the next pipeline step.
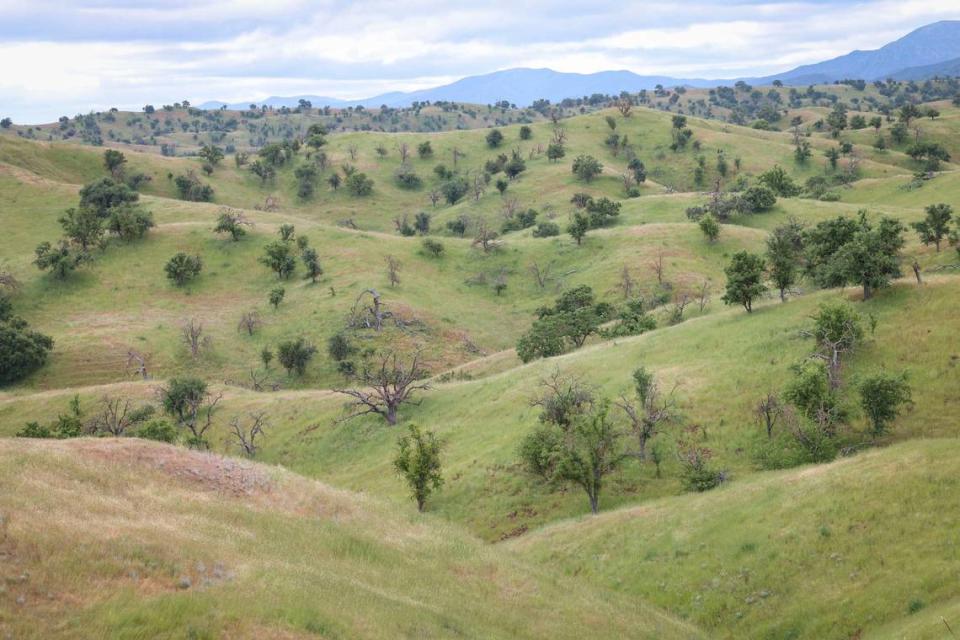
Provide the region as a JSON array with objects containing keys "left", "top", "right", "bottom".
[
  {"left": 385, "top": 255, "right": 401, "bottom": 288},
  {"left": 528, "top": 261, "right": 554, "bottom": 289},
  {"left": 500, "top": 196, "right": 521, "bottom": 221},
  {"left": 185, "top": 391, "right": 222, "bottom": 446},
  {"left": 347, "top": 144, "right": 359, "bottom": 161},
  {"left": 451, "top": 147, "right": 464, "bottom": 168},
  {"left": 669, "top": 293, "right": 691, "bottom": 324},
  {"left": 127, "top": 349, "right": 150, "bottom": 380},
  {"left": 334, "top": 350, "right": 431, "bottom": 425},
  {"left": 92, "top": 396, "right": 135, "bottom": 436},
  {"left": 427, "top": 189, "right": 441, "bottom": 208},
  {"left": 348, "top": 289, "right": 391, "bottom": 331},
  {"left": 649, "top": 250, "right": 665, "bottom": 285},
  {"left": 472, "top": 219, "right": 500, "bottom": 253},
  {"left": 237, "top": 310, "right": 262, "bottom": 336},
  {"left": 472, "top": 174, "right": 486, "bottom": 201},
  {"left": 696, "top": 280, "right": 711, "bottom": 312},
  {"left": 616, "top": 98, "right": 633, "bottom": 117},
  {"left": 755, "top": 393, "right": 783, "bottom": 439},
  {"left": 181, "top": 318, "right": 210, "bottom": 358},
  {"left": 551, "top": 127, "right": 567, "bottom": 145},
  {"left": 0, "top": 270, "right": 20, "bottom": 291},
  {"left": 615, "top": 264, "right": 636, "bottom": 299},
  {"left": 911, "top": 259, "right": 923, "bottom": 286},
  {"left": 397, "top": 142, "right": 411, "bottom": 164},
  {"left": 229, "top": 411, "right": 268, "bottom": 457}
]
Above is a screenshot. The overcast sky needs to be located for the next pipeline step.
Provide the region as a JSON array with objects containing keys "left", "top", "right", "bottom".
[{"left": 2, "top": 0, "right": 959, "bottom": 123}]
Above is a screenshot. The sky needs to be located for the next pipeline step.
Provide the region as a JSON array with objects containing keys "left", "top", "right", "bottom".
[{"left": 2, "top": 0, "right": 959, "bottom": 123}]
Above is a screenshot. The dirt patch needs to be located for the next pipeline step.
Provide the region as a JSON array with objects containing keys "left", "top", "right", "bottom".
[{"left": 72, "top": 438, "right": 275, "bottom": 497}]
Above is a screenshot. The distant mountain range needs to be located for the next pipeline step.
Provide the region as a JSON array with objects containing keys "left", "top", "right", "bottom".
[{"left": 199, "top": 20, "right": 960, "bottom": 111}]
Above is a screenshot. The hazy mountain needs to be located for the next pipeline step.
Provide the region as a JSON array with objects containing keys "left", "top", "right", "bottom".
[
  {"left": 757, "top": 20, "right": 960, "bottom": 84},
  {"left": 200, "top": 21, "right": 960, "bottom": 111},
  {"left": 887, "top": 56, "right": 960, "bottom": 81}
]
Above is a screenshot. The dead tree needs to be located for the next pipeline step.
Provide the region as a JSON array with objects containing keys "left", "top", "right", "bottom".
[
  {"left": 472, "top": 219, "right": 500, "bottom": 253},
  {"left": 649, "top": 250, "right": 665, "bottom": 285},
  {"left": 347, "top": 144, "right": 359, "bottom": 161},
  {"left": 451, "top": 147, "right": 464, "bottom": 168},
  {"left": 755, "top": 393, "right": 783, "bottom": 439},
  {"left": 397, "top": 142, "right": 411, "bottom": 164},
  {"left": 229, "top": 411, "right": 268, "bottom": 457},
  {"left": 385, "top": 255, "right": 401, "bottom": 288},
  {"left": 127, "top": 349, "right": 150, "bottom": 380},
  {"left": 670, "top": 293, "right": 691, "bottom": 324},
  {"left": 616, "top": 98, "right": 633, "bottom": 117},
  {"left": 237, "top": 310, "right": 262, "bottom": 336},
  {"left": 500, "top": 196, "right": 521, "bottom": 220},
  {"left": 912, "top": 260, "right": 923, "bottom": 286},
  {"left": 0, "top": 271, "right": 20, "bottom": 291},
  {"left": 428, "top": 189, "right": 441, "bottom": 207},
  {"left": 472, "top": 174, "right": 486, "bottom": 201},
  {"left": 528, "top": 261, "right": 554, "bottom": 289},
  {"left": 92, "top": 396, "right": 134, "bottom": 436},
  {"left": 334, "top": 350, "right": 431, "bottom": 425},
  {"left": 551, "top": 127, "right": 567, "bottom": 145},
  {"left": 181, "top": 318, "right": 210, "bottom": 358},
  {"left": 348, "top": 289, "right": 391, "bottom": 331},
  {"left": 616, "top": 264, "right": 636, "bottom": 299},
  {"left": 696, "top": 280, "right": 711, "bottom": 312}
]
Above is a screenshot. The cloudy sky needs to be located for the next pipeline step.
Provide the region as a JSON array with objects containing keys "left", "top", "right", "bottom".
[{"left": 2, "top": 0, "right": 959, "bottom": 122}]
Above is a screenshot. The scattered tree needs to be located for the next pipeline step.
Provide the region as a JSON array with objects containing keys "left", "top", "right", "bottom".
[{"left": 394, "top": 424, "right": 444, "bottom": 511}]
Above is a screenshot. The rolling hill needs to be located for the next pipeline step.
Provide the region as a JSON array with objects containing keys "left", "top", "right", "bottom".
[
  {"left": 0, "top": 437, "right": 700, "bottom": 639},
  {"left": 1, "top": 81, "right": 959, "bottom": 639}
]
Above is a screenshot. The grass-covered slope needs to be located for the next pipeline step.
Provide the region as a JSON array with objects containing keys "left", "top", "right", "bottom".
[
  {"left": 510, "top": 440, "right": 960, "bottom": 640},
  {"left": 0, "top": 438, "right": 700, "bottom": 640},
  {"left": 3, "top": 278, "right": 956, "bottom": 542}
]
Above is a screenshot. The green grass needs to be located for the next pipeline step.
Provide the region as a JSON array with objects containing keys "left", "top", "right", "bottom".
[
  {"left": 1, "top": 90, "right": 959, "bottom": 639},
  {"left": 0, "top": 438, "right": 700, "bottom": 639},
  {"left": 3, "top": 278, "right": 956, "bottom": 543},
  {"left": 511, "top": 439, "right": 960, "bottom": 639}
]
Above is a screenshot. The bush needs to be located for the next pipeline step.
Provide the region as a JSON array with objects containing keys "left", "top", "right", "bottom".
[
  {"left": 173, "top": 173, "right": 214, "bottom": 202},
  {"left": 532, "top": 221, "right": 560, "bottom": 238},
  {"left": 134, "top": 419, "right": 178, "bottom": 443},
  {"left": 421, "top": 238, "right": 445, "bottom": 257},
  {"left": 440, "top": 177, "right": 469, "bottom": 205},
  {"left": 164, "top": 253, "right": 202, "bottom": 286},
  {"left": 394, "top": 166, "right": 422, "bottom": 189},
  {"left": 277, "top": 338, "right": 317, "bottom": 376},
  {"left": 345, "top": 172, "right": 374, "bottom": 196},
  {"left": 327, "top": 333, "right": 355, "bottom": 361},
  {"left": 0, "top": 306, "right": 54, "bottom": 385}
]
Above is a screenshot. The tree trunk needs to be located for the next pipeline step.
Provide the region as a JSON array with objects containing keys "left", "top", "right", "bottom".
[
  {"left": 386, "top": 404, "right": 398, "bottom": 426},
  {"left": 863, "top": 283, "right": 872, "bottom": 300},
  {"left": 779, "top": 287, "right": 786, "bottom": 302},
  {"left": 588, "top": 492, "right": 599, "bottom": 514}
]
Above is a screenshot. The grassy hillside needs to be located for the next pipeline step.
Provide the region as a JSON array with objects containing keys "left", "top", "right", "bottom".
[
  {"left": 511, "top": 440, "right": 960, "bottom": 640},
  {"left": 1, "top": 86, "right": 959, "bottom": 640},
  {"left": 3, "top": 278, "right": 956, "bottom": 541},
  {"left": 0, "top": 438, "right": 700, "bottom": 639}
]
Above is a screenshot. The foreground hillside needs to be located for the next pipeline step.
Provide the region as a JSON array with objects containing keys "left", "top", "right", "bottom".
[
  {"left": 512, "top": 440, "right": 960, "bottom": 640},
  {"left": 0, "top": 438, "right": 698, "bottom": 639}
]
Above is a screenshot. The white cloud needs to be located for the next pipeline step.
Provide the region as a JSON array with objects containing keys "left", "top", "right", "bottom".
[{"left": 1, "top": 1, "right": 959, "bottom": 122}]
